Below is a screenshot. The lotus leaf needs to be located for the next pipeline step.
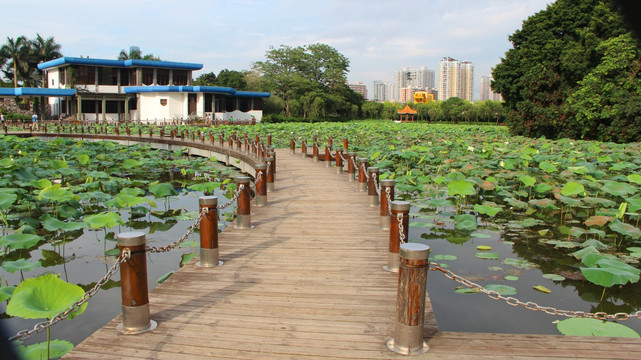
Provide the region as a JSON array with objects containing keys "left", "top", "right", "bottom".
[
  {"left": 1, "top": 259, "right": 42, "bottom": 273},
  {"left": 502, "top": 258, "right": 538, "bottom": 270},
  {"left": 533, "top": 183, "right": 553, "bottom": 194},
  {"left": 477, "top": 245, "right": 492, "bottom": 251},
  {"left": 518, "top": 175, "right": 536, "bottom": 187},
  {"left": 149, "top": 182, "right": 179, "bottom": 198},
  {"left": 0, "top": 285, "right": 16, "bottom": 302},
  {"left": 187, "top": 181, "right": 221, "bottom": 193},
  {"left": 601, "top": 181, "right": 637, "bottom": 197},
  {"left": 454, "top": 214, "right": 478, "bottom": 231},
  {"left": 561, "top": 182, "right": 585, "bottom": 197},
  {"left": 556, "top": 318, "right": 640, "bottom": 338},
  {"left": 447, "top": 180, "right": 476, "bottom": 197},
  {"left": 0, "top": 192, "right": 18, "bottom": 210},
  {"left": 539, "top": 161, "right": 557, "bottom": 173},
  {"left": 504, "top": 197, "right": 528, "bottom": 210},
  {"left": 18, "top": 339, "right": 74, "bottom": 359},
  {"left": 529, "top": 198, "right": 558, "bottom": 209},
  {"left": 584, "top": 216, "right": 613, "bottom": 227},
  {"left": 40, "top": 188, "right": 74, "bottom": 203},
  {"left": 558, "top": 195, "right": 582, "bottom": 207},
  {"left": 568, "top": 166, "right": 588, "bottom": 175},
  {"left": 42, "top": 217, "right": 87, "bottom": 232},
  {"left": 0, "top": 233, "right": 42, "bottom": 250},
  {"left": 580, "top": 256, "right": 640, "bottom": 287},
  {"left": 83, "top": 212, "right": 125, "bottom": 229},
  {"left": 6, "top": 274, "right": 87, "bottom": 319},
  {"left": 484, "top": 284, "right": 517, "bottom": 296},
  {"left": 409, "top": 222, "right": 436, "bottom": 229},
  {"left": 122, "top": 158, "right": 141, "bottom": 169},
  {"left": 455, "top": 287, "right": 480, "bottom": 294},
  {"left": 542, "top": 274, "right": 565, "bottom": 281},
  {"left": 504, "top": 275, "right": 519, "bottom": 281},
  {"left": 627, "top": 247, "right": 641, "bottom": 258},
  {"left": 608, "top": 220, "right": 641, "bottom": 239},
  {"left": 475, "top": 252, "right": 498, "bottom": 260},
  {"left": 157, "top": 271, "right": 175, "bottom": 284},
  {"left": 583, "top": 196, "right": 616, "bottom": 208},
  {"left": 77, "top": 153, "right": 90, "bottom": 165},
  {"left": 433, "top": 254, "right": 457, "bottom": 261},
  {"left": 473, "top": 204, "right": 502, "bottom": 217},
  {"left": 51, "top": 159, "right": 69, "bottom": 169},
  {"left": 571, "top": 246, "right": 600, "bottom": 260},
  {"left": 627, "top": 174, "right": 641, "bottom": 185},
  {"left": 471, "top": 232, "right": 492, "bottom": 239},
  {"left": 533, "top": 285, "right": 551, "bottom": 293}
]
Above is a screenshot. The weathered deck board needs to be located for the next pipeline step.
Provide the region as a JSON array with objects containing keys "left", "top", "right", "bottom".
[{"left": 60, "top": 143, "right": 641, "bottom": 359}]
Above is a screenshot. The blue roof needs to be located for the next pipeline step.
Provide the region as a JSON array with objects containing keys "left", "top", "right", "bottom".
[
  {"left": 124, "top": 86, "right": 269, "bottom": 98},
  {"left": 38, "top": 57, "right": 203, "bottom": 71},
  {"left": 0, "top": 88, "right": 77, "bottom": 97}
]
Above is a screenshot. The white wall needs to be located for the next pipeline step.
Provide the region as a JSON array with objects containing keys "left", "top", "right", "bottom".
[{"left": 139, "top": 93, "right": 185, "bottom": 121}]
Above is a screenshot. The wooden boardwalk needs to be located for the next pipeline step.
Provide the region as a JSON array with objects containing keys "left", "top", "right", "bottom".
[{"left": 46, "top": 142, "right": 641, "bottom": 359}]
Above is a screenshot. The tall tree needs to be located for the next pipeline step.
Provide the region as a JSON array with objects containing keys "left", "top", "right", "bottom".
[
  {"left": 216, "top": 69, "right": 247, "bottom": 90},
  {"left": 0, "top": 36, "right": 27, "bottom": 87},
  {"left": 193, "top": 72, "right": 217, "bottom": 86}
]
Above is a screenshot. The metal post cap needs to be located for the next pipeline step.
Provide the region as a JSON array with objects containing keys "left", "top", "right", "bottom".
[
  {"left": 400, "top": 243, "right": 430, "bottom": 260},
  {"left": 381, "top": 179, "right": 395, "bottom": 186},
  {"left": 117, "top": 231, "right": 146, "bottom": 246},
  {"left": 266, "top": 156, "right": 274, "bottom": 162},
  {"left": 390, "top": 201, "right": 411, "bottom": 211},
  {"left": 199, "top": 196, "right": 218, "bottom": 206},
  {"left": 256, "top": 163, "right": 267, "bottom": 170},
  {"left": 348, "top": 152, "right": 356, "bottom": 156},
  {"left": 368, "top": 167, "right": 379, "bottom": 173},
  {"left": 358, "top": 158, "right": 368, "bottom": 163},
  {"left": 236, "top": 176, "right": 251, "bottom": 184}
]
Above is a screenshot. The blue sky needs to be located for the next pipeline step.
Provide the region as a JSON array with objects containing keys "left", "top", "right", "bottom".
[{"left": 3, "top": 0, "right": 551, "bottom": 99}]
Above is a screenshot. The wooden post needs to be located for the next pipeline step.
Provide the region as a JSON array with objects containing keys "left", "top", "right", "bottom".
[
  {"left": 384, "top": 201, "right": 410, "bottom": 273},
  {"left": 357, "top": 158, "right": 369, "bottom": 191},
  {"left": 198, "top": 196, "right": 222, "bottom": 267},
  {"left": 219, "top": 131, "right": 224, "bottom": 146},
  {"left": 138, "top": 128, "right": 142, "bottom": 137},
  {"left": 290, "top": 137, "right": 296, "bottom": 154},
  {"left": 343, "top": 137, "right": 348, "bottom": 151},
  {"left": 228, "top": 133, "right": 234, "bottom": 147},
  {"left": 267, "top": 134, "right": 272, "bottom": 147},
  {"left": 301, "top": 140, "right": 307, "bottom": 159},
  {"left": 268, "top": 150, "right": 276, "bottom": 178},
  {"left": 328, "top": 136, "right": 333, "bottom": 147},
  {"left": 367, "top": 167, "right": 380, "bottom": 207},
  {"left": 255, "top": 163, "right": 267, "bottom": 207},
  {"left": 257, "top": 142, "right": 265, "bottom": 162},
  {"left": 236, "top": 177, "right": 252, "bottom": 229},
  {"left": 380, "top": 179, "right": 395, "bottom": 230},
  {"left": 335, "top": 148, "right": 343, "bottom": 174},
  {"left": 387, "top": 243, "right": 431, "bottom": 355},
  {"left": 312, "top": 139, "right": 319, "bottom": 162},
  {"left": 117, "top": 232, "right": 157, "bottom": 334},
  {"left": 266, "top": 156, "right": 275, "bottom": 192},
  {"left": 347, "top": 152, "right": 356, "bottom": 182},
  {"left": 325, "top": 145, "right": 332, "bottom": 167},
  {"left": 244, "top": 133, "right": 249, "bottom": 154}
]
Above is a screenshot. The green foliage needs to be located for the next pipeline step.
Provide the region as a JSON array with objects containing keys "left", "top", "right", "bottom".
[
  {"left": 6, "top": 274, "right": 87, "bottom": 320},
  {"left": 557, "top": 318, "right": 640, "bottom": 338}
]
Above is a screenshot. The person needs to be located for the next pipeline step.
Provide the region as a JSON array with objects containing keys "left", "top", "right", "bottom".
[
  {"left": 32, "top": 113, "right": 38, "bottom": 130},
  {"left": 0, "top": 114, "right": 5, "bottom": 124}
]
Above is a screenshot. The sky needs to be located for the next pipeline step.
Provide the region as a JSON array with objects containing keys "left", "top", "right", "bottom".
[{"left": 3, "top": 0, "right": 552, "bottom": 100}]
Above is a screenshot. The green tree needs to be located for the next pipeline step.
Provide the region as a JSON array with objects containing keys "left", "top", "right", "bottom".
[
  {"left": 362, "top": 101, "right": 383, "bottom": 119},
  {"left": 0, "top": 36, "right": 27, "bottom": 87},
  {"left": 118, "top": 47, "right": 160, "bottom": 61},
  {"left": 30, "top": 34, "right": 63, "bottom": 118},
  {"left": 492, "top": 0, "right": 633, "bottom": 139},
  {"left": 216, "top": 69, "right": 247, "bottom": 90},
  {"left": 193, "top": 72, "right": 217, "bottom": 86}
]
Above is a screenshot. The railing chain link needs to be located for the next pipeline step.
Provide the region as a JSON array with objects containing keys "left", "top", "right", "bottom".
[
  {"left": 361, "top": 163, "right": 370, "bottom": 181},
  {"left": 397, "top": 213, "right": 407, "bottom": 244},
  {"left": 385, "top": 187, "right": 393, "bottom": 216},
  {"left": 429, "top": 263, "right": 641, "bottom": 321},
  {"left": 218, "top": 184, "right": 244, "bottom": 210},
  {"left": 9, "top": 249, "right": 132, "bottom": 342},
  {"left": 372, "top": 173, "right": 381, "bottom": 196},
  {"left": 339, "top": 151, "right": 348, "bottom": 162},
  {"left": 146, "top": 207, "right": 208, "bottom": 253}
]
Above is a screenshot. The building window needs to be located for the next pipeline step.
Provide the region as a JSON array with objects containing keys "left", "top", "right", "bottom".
[
  {"left": 225, "top": 97, "right": 236, "bottom": 112},
  {"left": 204, "top": 94, "right": 213, "bottom": 112},
  {"left": 142, "top": 68, "right": 154, "bottom": 85},
  {"left": 173, "top": 70, "right": 188, "bottom": 85},
  {"left": 105, "top": 101, "right": 121, "bottom": 113},
  {"left": 129, "top": 69, "right": 137, "bottom": 86},
  {"left": 215, "top": 97, "right": 224, "bottom": 112},
  {"left": 81, "top": 99, "right": 98, "bottom": 113},
  {"left": 74, "top": 66, "right": 95, "bottom": 85},
  {"left": 98, "top": 67, "right": 118, "bottom": 85},
  {"left": 120, "top": 69, "right": 130, "bottom": 86},
  {"left": 252, "top": 98, "right": 263, "bottom": 110},
  {"left": 156, "top": 69, "right": 169, "bottom": 85},
  {"left": 239, "top": 98, "right": 250, "bottom": 112},
  {"left": 58, "top": 68, "right": 66, "bottom": 85}
]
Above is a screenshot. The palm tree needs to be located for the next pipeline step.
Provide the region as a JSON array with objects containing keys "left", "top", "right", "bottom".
[
  {"left": 0, "top": 36, "right": 27, "bottom": 87},
  {"left": 118, "top": 47, "right": 142, "bottom": 60},
  {"left": 30, "top": 34, "right": 63, "bottom": 117}
]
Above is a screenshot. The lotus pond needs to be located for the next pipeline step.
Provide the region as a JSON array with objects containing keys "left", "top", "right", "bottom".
[{"left": 0, "top": 136, "right": 243, "bottom": 358}]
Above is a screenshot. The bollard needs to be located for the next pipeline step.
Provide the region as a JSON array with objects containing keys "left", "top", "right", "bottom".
[
  {"left": 325, "top": 146, "right": 332, "bottom": 167},
  {"left": 343, "top": 137, "right": 348, "bottom": 151},
  {"left": 268, "top": 150, "right": 276, "bottom": 178},
  {"left": 267, "top": 134, "right": 272, "bottom": 147},
  {"left": 219, "top": 131, "right": 224, "bottom": 146},
  {"left": 116, "top": 232, "right": 157, "bottom": 334},
  {"left": 301, "top": 140, "right": 308, "bottom": 159},
  {"left": 347, "top": 152, "right": 356, "bottom": 182},
  {"left": 255, "top": 164, "right": 267, "bottom": 207},
  {"left": 335, "top": 148, "right": 343, "bottom": 174},
  {"left": 384, "top": 201, "right": 410, "bottom": 273},
  {"left": 328, "top": 136, "right": 333, "bottom": 147},
  {"left": 257, "top": 143, "right": 265, "bottom": 162},
  {"left": 312, "top": 140, "right": 319, "bottom": 162},
  {"left": 379, "top": 179, "right": 395, "bottom": 230},
  {"left": 357, "top": 158, "right": 369, "bottom": 192},
  {"left": 387, "top": 242, "right": 431, "bottom": 355},
  {"left": 266, "top": 156, "right": 275, "bottom": 192},
  {"left": 290, "top": 137, "right": 296, "bottom": 154},
  {"left": 367, "top": 167, "right": 380, "bottom": 207},
  {"left": 244, "top": 133, "right": 249, "bottom": 154},
  {"left": 198, "top": 196, "right": 223, "bottom": 267},
  {"left": 236, "top": 177, "right": 252, "bottom": 229}
]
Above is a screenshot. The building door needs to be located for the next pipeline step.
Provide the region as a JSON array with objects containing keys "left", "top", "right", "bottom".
[{"left": 188, "top": 94, "right": 197, "bottom": 115}]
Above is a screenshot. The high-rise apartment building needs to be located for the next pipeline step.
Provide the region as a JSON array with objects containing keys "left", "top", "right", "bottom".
[
  {"left": 373, "top": 80, "right": 391, "bottom": 102},
  {"left": 348, "top": 82, "right": 367, "bottom": 99},
  {"left": 392, "top": 66, "right": 435, "bottom": 101},
  {"left": 480, "top": 76, "right": 503, "bottom": 102},
  {"left": 438, "top": 57, "right": 474, "bottom": 101}
]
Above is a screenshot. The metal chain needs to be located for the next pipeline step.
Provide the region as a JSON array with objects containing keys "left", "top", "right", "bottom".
[
  {"left": 429, "top": 264, "right": 641, "bottom": 321},
  {"left": 385, "top": 187, "right": 393, "bottom": 216},
  {"left": 339, "top": 151, "right": 348, "bottom": 162},
  {"left": 361, "top": 163, "right": 370, "bottom": 181},
  {"left": 372, "top": 174, "right": 381, "bottom": 196},
  {"left": 218, "top": 184, "right": 244, "bottom": 210},
  {"left": 397, "top": 213, "right": 407, "bottom": 244},
  {"left": 266, "top": 161, "right": 271, "bottom": 177},
  {"left": 146, "top": 207, "right": 208, "bottom": 253},
  {"left": 9, "top": 249, "right": 132, "bottom": 342}
]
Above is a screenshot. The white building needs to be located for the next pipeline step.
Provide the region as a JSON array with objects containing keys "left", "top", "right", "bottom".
[
  {"left": 480, "top": 75, "right": 503, "bottom": 102},
  {"left": 392, "top": 66, "right": 435, "bottom": 102},
  {"left": 438, "top": 57, "right": 474, "bottom": 101},
  {"left": 373, "top": 81, "right": 391, "bottom": 102},
  {"left": 37, "top": 57, "right": 270, "bottom": 123}
]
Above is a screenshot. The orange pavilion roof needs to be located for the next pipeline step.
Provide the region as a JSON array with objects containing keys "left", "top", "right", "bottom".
[{"left": 397, "top": 104, "right": 417, "bottom": 114}]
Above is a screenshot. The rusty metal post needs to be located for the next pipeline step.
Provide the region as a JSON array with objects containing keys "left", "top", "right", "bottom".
[
  {"left": 301, "top": 140, "right": 308, "bottom": 159},
  {"left": 384, "top": 201, "right": 410, "bottom": 273},
  {"left": 244, "top": 133, "right": 249, "bottom": 154},
  {"left": 328, "top": 136, "right": 333, "bottom": 147},
  {"left": 219, "top": 131, "right": 224, "bottom": 146},
  {"left": 367, "top": 167, "right": 380, "bottom": 207},
  {"left": 387, "top": 243, "right": 431, "bottom": 355},
  {"left": 325, "top": 146, "right": 332, "bottom": 167},
  {"left": 209, "top": 131, "right": 214, "bottom": 143},
  {"left": 343, "top": 137, "right": 348, "bottom": 151},
  {"left": 117, "top": 232, "right": 157, "bottom": 334},
  {"left": 268, "top": 150, "right": 276, "bottom": 178},
  {"left": 228, "top": 133, "right": 234, "bottom": 147},
  {"left": 290, "top": 137, "right": 296, "bottom": 154},
  {"left": 380, "top": 179, "right": 395, "bottom": 230},
  {"left": 255, "top": 163, "right": 267, "bottom": 207},
  {"left": 347, "top": 152, "right": 356, "bottom": 182},
  {"left": 257, "top": 142, "right": 265, "bottom": 162},
  {"left": 198, "top": 197, "right": 222, "bottom": 267},
  {"left": 312, "top": 140, "right": 319, "bottom": 162},
  {"left": 267, "top": 134, "right": 272, "bottom": 147},
  {"left": 266, "top": 156, "right": 275, "bottom": 192},
  {"left": 357, "top": 158, "right": 369, "bottom": 192},
  {"left": 236, "top": 177, "right": 252, "bottom": 229},
  {"left": 335, "top": 148, "right": 343, "bottom": 174}
]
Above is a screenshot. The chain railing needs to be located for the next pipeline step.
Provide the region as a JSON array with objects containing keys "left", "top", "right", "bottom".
[
  {"left": 397, "top": 213, "right": 407, "bottom": 244},
  {"left": 339, "top": 151, "right": 348, "bottom": 163},
  {"left": 372, "top": 173, "right": 381, "bottom": 196},
  {"left": 361, "top": 163, "right": 370, "bottom": 181},
  {"left": 429, "top": 263, "right": 641, "bottom": 321},
  {"left": 385, "top": 187, "right": 393, "bottom": 216},
  {"left": 218, "top": 184, "right": 245, "bottom": 210},
  {"left": 9, "top": 249, "right": 132, "bottom": 342},
  {"left": 146, "top": 207, "right": 208, "bottom": 253}
]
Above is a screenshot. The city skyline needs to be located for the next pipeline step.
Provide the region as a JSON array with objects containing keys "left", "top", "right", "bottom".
[{"left": 2, "top": 0, "right": 552, "bottom": 101}]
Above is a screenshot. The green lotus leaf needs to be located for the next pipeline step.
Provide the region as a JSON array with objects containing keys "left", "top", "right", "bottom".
[
  {"left": 572, "top": 246, "right": 600, "bottom": 260},
  {"left": 504, "top": 275, "right": 519, "bottom": 281},
  {"left": 601, "top": 181, "right": 637, "bottom": 197},
  {"left": 83, "top": 212, "right": 125, "bottom": 229},
  {"left": 433, "top": 254, "right": 457, "bottom": 261},
  {"left": 0, "top": 233, "right": 42, "bottom": 250},
  {"left": 0, "top": 285, "right": 16, "bottom": 302},
  {"left": 568, "top": 166, "right": 588, "bottom": 175},
  {"left": 120, "top": 187, "right": 146, "bottom": 197},
  {"left": 2, "top": 259, "right": 42, "bottom": 274},
  {"left": 558, "top": 195, "right": 582, "bottom": 207},
  {"left": 42, "top": 217, "right": 87, "bottom": 232},
  {"left": 455, "top": 287, "right": 480, "bottom": 294},
  {"left": 484, "top": 284, "right": 517, "bottom": 296},
  {"left": 18, "top": 339, "right": 75, "bottom": 359},
  {"left": 580, "top": 258, "right": 640, "bottom": 287},
  {"left": 502, "top": 258, "right": 538, "bottom": 270},
  {"left": 542, "top": 273, "right": 565, "bottom": 281},
  {"left": 627, "top": 247, "right": 641, "bottom": 258},
  {"left": 518, "top": 175, "right": 536, "bottom": 187},
  {"left": 57, "top": 205, "right": 82, "bottom": 219},
  {"left": 626, "top": 198, "right": 641, "bottom": 213},
  {"left": 529, "top": 198, "right": 558, "bottom": 209},
  {"left": 6, "top": 274, "right": 87, "bottom": 319},
  {"left": 557, "top": 318, "right": 640, "bottom": 338},
  {"left": 454, "top": 214, "right": 478, "bottom": 231},
  {"left": 538, "top": 161, "right": 557, "bottom": 173},
  {"left": 0, "top": 157, "right": 13, "bottom": 168},
  {"left": 504, "top": 197, "right": 528, "bottom": 210},
  {"left": 149, "top": 182, "right": 178, "bottom": 198},
  {"left": 609, "top": 220, "right": 641, "bottom": 239},
  {"left": 627, "top": 174, "right": 641, "bottom": 185},
  {"left": 474, "top": 204, "right": 502, "bottom": 217},
  {"left": 181, "top": 252, "right": 196, "bottom": 265},
  {"left": 77, "top": 153, "right": 90, "bottom": 166},
  {"left": 51, "top": 158, "right": 69, "bottom": 169},
  {"left": 40, "top": 188, "right": 74, "bottom": 202},
  {"left": 475, "top": 252, "right": 499, "bottom": 260},
  {"left": 122, "top": 158, "right": 141, "bottom": 169},
  {"left": 561, "top": 182, "right": 585, "bottom": 197},
  {"left": 409, "top": 221, "right": 436, "bottom": 229},
  {"left": 533, "top": 183, "right": 553, "bottom": 194},
  {"left": 447, "top": 180, "right": 475, "bottom": 197},
  {"left": 471, "top": 232, "right": 493, "bottom": 239},
  {"left": 187, "top": 181, "right": 222, "bottom": 193},
  {"left": 157, "top": 271, "right": 175, "bottom": 284},
  {"left": 0, "top": 192, "right": 18, "bottom": 210}
]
